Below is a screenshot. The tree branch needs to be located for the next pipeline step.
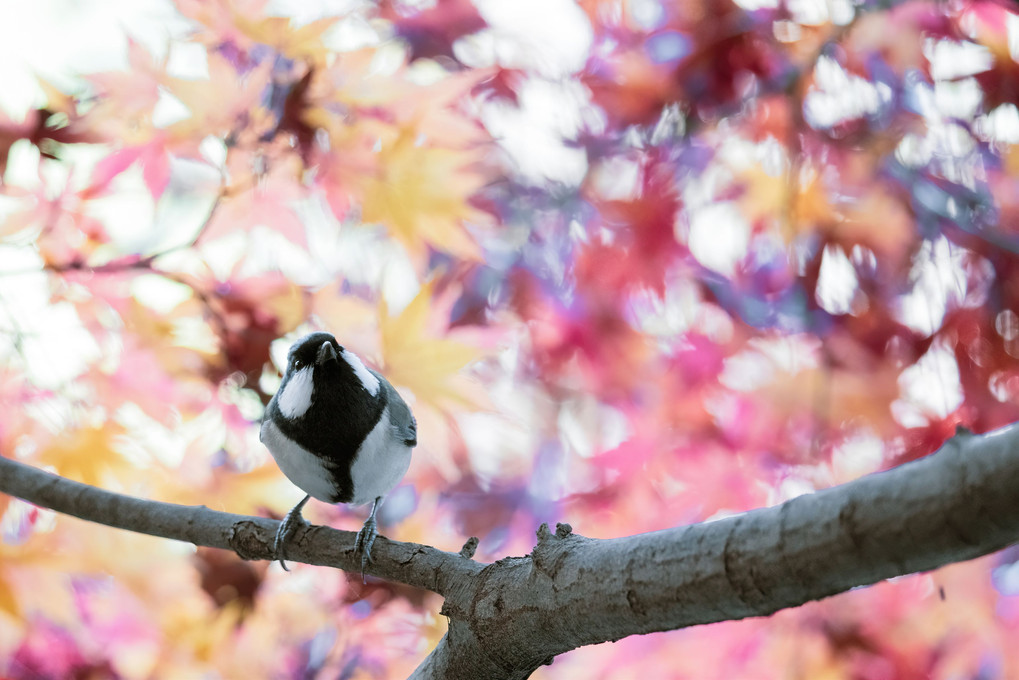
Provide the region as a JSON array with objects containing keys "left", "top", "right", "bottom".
[
  {"left": 0, "top": 455, "right": 481, "bottom": 596},
  {"left": 3, "top": 423, "right": 1019, "bottom": 680}
]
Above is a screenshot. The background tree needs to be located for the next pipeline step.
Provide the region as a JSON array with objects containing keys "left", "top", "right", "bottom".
[{"left": 1, "top": 0, "right": 1019, "bottom": 678}]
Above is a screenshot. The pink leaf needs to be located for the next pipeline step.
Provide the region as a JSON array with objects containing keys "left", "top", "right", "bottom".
[
  {"left": 88, "top": 147, "right": 144, "bottom": 196},
  {"left": 140, "top": 144, "right": 171, "bottom": 199}
]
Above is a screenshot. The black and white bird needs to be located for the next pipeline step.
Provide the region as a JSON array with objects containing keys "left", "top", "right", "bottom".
[{"left": 260, "top": 331, "right": 416, "bottom": 573}]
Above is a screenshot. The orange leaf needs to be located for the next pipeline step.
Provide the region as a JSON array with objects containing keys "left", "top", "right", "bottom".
[{"left": 35, "top": 425, "right": 132, "bottom": 487}]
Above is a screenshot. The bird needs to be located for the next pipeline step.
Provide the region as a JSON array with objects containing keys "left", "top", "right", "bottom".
[{"left": 259, "top": 331, "right": 416, "bottom": 575}]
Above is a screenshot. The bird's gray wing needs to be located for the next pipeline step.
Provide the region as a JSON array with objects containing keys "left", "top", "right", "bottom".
[
  {"left": 372, "top": 370, "right": 417, "bottom": 447},
  {"left": 258, "top": 395, "right": 278, "bottom": 444}
]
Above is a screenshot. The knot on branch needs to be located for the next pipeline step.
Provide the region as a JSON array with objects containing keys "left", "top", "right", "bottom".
[
  {"left": 536, "top": 522, "right": 577, "bottom": 543},
  {"left": 533, "top": 521, "right": 574, "bottom": 542},
  {"left": 532, "top": 521, "right": 583, "bottom": 579},
  {"left": 229, "top": 520, "right": 273, "bottom": 561},
  {"left": 460, "top": 536, "right": 479, "bottom": 559}
]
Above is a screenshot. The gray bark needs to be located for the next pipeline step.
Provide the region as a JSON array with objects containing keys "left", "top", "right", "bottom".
[{"left": 2, "top": 424, "right": 1018, "bottom": 679}]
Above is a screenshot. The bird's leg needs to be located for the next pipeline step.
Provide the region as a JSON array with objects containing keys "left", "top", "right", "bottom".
[
  {"left": 354, "top": 496, "right": 382, "bottom": 581},
  {"left": 273, "top": 494, "right": 311, "bottom": 571}
]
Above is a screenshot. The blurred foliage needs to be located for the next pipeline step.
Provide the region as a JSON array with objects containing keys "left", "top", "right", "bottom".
[{"left": 1, "top": 0, "right": 1019, "bottom": 677}]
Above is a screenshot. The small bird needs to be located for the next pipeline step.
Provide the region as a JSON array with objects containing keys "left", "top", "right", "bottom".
[{"left": 260, "top": 331, "right": 416, "bottom": 574}]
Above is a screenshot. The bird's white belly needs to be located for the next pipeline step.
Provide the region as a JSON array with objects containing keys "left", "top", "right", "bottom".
[
  {"left": 348, "top": 405, "right": 413, "bottom": 506},
  {"left": 261, "top": 406, "right": 413, "bottom": 506},
  {"left": 260, "top": 417, "right": 338, "bottom": 503}
]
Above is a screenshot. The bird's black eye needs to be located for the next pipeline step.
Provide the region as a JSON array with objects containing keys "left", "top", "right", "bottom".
[{"left": 292, "top": 359, "right": 302, "bottom": 370}]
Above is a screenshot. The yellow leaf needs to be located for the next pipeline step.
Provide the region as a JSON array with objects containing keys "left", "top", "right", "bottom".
[
  {"left": 793, "top": 170, "right": 840, "bottom": 228},
  {"left": 156, "top": 462, "right": 293, "bottom": 516},
  {"left": 234, "top": 14, "right": 337, "bottom": 62},
  {"left": 739, "top": 165, "right": 837, "bottom": 237},
  {"left": 380, "top": 282, "right": 482, "bottom": 410},
  {"left": 166, "top": 53, "right": 271, "bottom": 140},
  {"left": 160, "top": 598, "right": 244, "bottom": 663},
  {"left": 36, "top": 78, "right": 76, "bottom": 116},
  {"left": 0, "top": 571, "right": 20, "bottom": 618},
  {"left": 35, "top": 425, "right": 131, "bottom": 487},
  {"left": 747, "top": 163, "right": 913, "bottom": 260},
  {"left": 360, "top": 125, "right": 487, "bottom": 260},
  {"left": 738, "top": 165, "right": 787, "bottom": 223}
]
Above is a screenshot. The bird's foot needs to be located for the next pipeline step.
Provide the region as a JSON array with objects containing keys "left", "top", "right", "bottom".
[
  {"left": 354, "top": 515, "right": 378, "bottom": 581},
  {"left": 274, "top": 495, "right": 311, "bottom": 571}
]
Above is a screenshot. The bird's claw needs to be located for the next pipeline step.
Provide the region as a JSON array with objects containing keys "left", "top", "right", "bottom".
[
  {"left": 274, "top": 496, "right": 310, "bottom": 571},
  {"left": 354, "top": 515, "right": 378, "bottom": 581}
]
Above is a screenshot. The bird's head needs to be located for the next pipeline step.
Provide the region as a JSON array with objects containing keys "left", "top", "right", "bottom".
[
  {"left": 275, "top": 331, "right": 380, "bottom": 420},
  {"left": 286, "top": 331, "right": 341, "bottom": 374}
]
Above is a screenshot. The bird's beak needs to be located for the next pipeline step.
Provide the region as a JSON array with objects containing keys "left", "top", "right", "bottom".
[{"left": 317, "top": 342, "right": 338, "bottom": 366}]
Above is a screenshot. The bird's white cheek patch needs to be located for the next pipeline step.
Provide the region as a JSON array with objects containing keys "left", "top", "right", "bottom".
[
  {"left": 341, "top": 349, "right": 380, "bottom": 396},
  {"left": 278, "top": 366, "right": 314, "bottom": 418}
]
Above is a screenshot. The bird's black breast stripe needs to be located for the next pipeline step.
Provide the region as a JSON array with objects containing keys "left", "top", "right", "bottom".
[{"left": 268, "top": 373, "right": 389, "bottom": 504}]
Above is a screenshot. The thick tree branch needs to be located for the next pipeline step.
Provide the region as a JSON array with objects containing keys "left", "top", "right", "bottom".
[
  {"left": 415, "top": 424, "right": 1019, "bottom": 678},
  {"left": 3, "top": 423, "right": 1019, "bottom": 680}
]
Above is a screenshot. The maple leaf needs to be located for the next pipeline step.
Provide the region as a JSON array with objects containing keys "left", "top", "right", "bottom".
[
  {"left": 164, "top": 52, "right": 272, "bottom": 144},
  {"left": 833, "top": 186, "right": 916, "bottom": 263},
  {"left": 583, "top": 47, "right": 683, "bottom": 128},
  {"left": 201, "top": 156, "right": 308, "bottom": 247},
  {"left": 0, "top": 519, "right": 82, "bottom": 621},
  {"left": 86, "top": 39, "right": 167, "bottom": 143},
  {"left": 583, "top": 0, "right": 786, "bottom": 124},
  {"left": 82, "top": 305, "right": 214, "bottom": 423},
  {"left": 748, "top": 161, "right": 916, "bottom": 263},
  {"left": 360, "top": 124, "right": 488, "bottom": 260},
  {"left": 0, "top": 571, "right": 18, "bottom": 618},
  {"left": 736, "top": 164, "right": 793, "bottom": 226},
  {"left": 34, "top": 425, "right": 132, "bottom": 487},
  {"left": 583, "top": 160, "right": 685, "bottom": 295},
  {"left": 87, "top": 136, "right": 172, "bottom": 199},
  {"left": 175, "top": 270, "right": 307, "bottom": 395},
  {"left": 161, "top": 599, "right": 245, "bottom": 663},
  {"left": 379, "top": 0, "right": 488, "bottom": 62},
  {"left": 0, "top": 107, "right": 99, "bottom": 180},
  {"left": 267, "top": 69, "right": 317, "bottom": 162},
  {"left": 845, "top": 1, "right": 957, "bottom": 76},
  {"left": 380, "top": 281, "right": 482, "bottom": 410},
  {"left": 511, "top": 269, "right": 651, "bottom": 398},
  {"left": 156, "top": 461, "right": 293, "bottom": 518},
  {"left": 674, "top": 29, "right": 785, "bottom": 115},
  {"left": 0, "top": 175, "right": 113, "bottom": 268},
  {"left": 234, "top": 14, "right": 338, "bottom": 63},
  {"left": 473, "top": 67, "right": 528, "bottom": 103},
  {"left": 959, "top": 1, "right": 1019, "bottom": 108},
  {"left": 305, "top": 52, "right": 492, "bottom": 232},
  {"left": 0, "top": 77, "right": 100, "bottom": 177}
]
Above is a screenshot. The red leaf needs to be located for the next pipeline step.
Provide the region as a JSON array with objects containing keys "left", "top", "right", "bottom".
[{"left": 379, "top": 0, "right": 487, "bottom": 62}]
